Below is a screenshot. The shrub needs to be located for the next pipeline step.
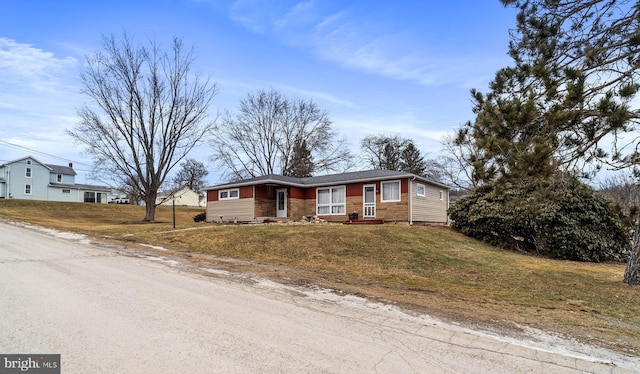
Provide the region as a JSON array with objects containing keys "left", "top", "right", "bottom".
[
  {"left": 448, "top": 174, "right": 630, "bottom": 262},
  {"left": 193, "top": 212, "right": 206, "bottom": 222}
]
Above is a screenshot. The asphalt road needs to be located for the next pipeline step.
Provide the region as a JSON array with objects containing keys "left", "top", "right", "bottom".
[{"left": 0, "top": 220, "right": 637, "bottom": 373}]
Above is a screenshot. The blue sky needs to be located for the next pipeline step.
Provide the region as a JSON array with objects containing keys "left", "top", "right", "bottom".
[{"left": 0, "top": 0, "right": 518, "bottom": 184}]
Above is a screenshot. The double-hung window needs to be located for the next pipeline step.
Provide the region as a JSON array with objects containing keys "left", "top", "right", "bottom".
[
  {"left": 57, "top": 174, "right": 62, "bottom": 182},
  {"left": 381, "top": 180, "right": 401, "bottom": 202},
  {"left": 219, "top": 188, "right": 239, "bottom": 200},
  {"left": 25, "top": 184, "right": 32, "bottom": 195},
  {"left": 25, "top": 167, "right": 32, "bottom": 178},
  {"left": 317, "top": 186, "right": 345, "bottom": 215}
]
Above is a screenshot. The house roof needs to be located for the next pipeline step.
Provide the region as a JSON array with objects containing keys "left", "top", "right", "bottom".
[
  {"left": 46, "top": 164, "right": 77, "bottom": 176},
  {"left": 0, "top": 156, "right": 49, "bottom": 169},
  {"left": 206, "top": 169, "right": 450, "bottom": 190},
  {"left": 0, "top": 156, "right": 77, "bottom": 176},
  {"left": 49, "top": 182, "right": 111, "bottom": 191}
]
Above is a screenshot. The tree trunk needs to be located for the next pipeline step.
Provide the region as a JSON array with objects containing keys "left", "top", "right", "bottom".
[
  {"left": 144, "top": 194, "right": 157, "bottom": 222},
  {"left": 623, "top": 222, "right": 640, "bottom": 285}
]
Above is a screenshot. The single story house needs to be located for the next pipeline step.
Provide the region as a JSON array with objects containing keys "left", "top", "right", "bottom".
[
  {"left": 205, "top": 170, "right": 450, "bottom": 224},
  {"left": 0, "top": 156, "right": 110, "bottom": 203},
  {"left": 156, "top": 186, "right": 203, "bottom": 207}
]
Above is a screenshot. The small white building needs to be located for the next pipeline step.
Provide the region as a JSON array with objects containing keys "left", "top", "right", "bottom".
[{"left": 156, "top": 187, "right": 202, "bottom": 207}]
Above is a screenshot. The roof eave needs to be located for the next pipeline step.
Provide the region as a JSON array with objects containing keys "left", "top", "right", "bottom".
[
  {"left": 205, "top": 173, "right": 451, "bottom": 190},
  {"left": 204, "top": 178, "right": 307, "bottom": 190}
]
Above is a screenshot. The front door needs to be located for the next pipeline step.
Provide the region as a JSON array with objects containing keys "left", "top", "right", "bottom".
[
  {"left": 363, "top": 184, "right": 376, "bottom": 218},
  {"left": 276, "top": 188, "right": 287, "bottom": 218}
]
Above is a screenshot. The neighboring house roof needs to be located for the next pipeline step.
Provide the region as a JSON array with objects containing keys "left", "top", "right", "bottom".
[
  {"left": 1, "top": 156, "right": 76, "bottom": 176},
  {"left": 49, "top": 182, "right": 111, "bottom": 191},
  {"left": 206, "top": 170, "right": 450, "bottom": 190},
  {"left": 1, "top": 156, "right": 47, "bottom": 169},
  {"left": 46, "top": 164, "right": 77, "bottom": 176}
]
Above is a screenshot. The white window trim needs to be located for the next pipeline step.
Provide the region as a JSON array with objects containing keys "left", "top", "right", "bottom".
[
  {"left": 62, "top": 189, "right": 71, "bottom": 194},
  {"left": 316, "top": 185, "right": 346, "bottom": 215},
  {"left": 25, "top": 167, "right": 32, "bottom": 178},
  {"left": 57, "top": 174, "right": 62, "bottom": 182},
  {"left": 25, "top": 184, "right": 32, "bottom": 195},
  {"left": 439, "top": 190, "right": 444, "bottom": 200},
  {"left": 416, "top": 183, "right": 426, "bottom": 197},
  {"left": 381, "top": 180, "right": 401, "bottom": 202},
  {"left": 219, "top": 188, "right": 240, "bottom": 200}
]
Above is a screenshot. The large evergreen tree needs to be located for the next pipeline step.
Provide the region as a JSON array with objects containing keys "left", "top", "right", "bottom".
[
  {"left": 283, "top": 139, "right": 314, "bottom": 178},
  {"left": 462, "top": 0, "right": 640, "bottom": 182},
  {"left": 400, "top": 142, "right": 428, "bottom": 176},
  {"left": 449, "top": 0, "right": 639, "bottom": 270}
]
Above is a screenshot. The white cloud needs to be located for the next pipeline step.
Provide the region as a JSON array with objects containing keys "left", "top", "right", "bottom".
[
  {"left": 0, "top": 37, "right": 85, "bottom": 164},
  {"left": 0, "top": 37, "right": 78, "bottom": 93},
  {"left": 333, "top": 112, "right": 449, "bottom": 155}
]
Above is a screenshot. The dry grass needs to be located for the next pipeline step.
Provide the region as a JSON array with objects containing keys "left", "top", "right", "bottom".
[{"left": 1, "top": 199, "right": 639, "bottom": 355}]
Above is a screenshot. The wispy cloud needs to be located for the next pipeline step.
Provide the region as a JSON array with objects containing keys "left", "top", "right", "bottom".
[
  {"left": 333, "top": 112, "right": 450, "bottom": 154},
  {"left": 274, "top": 83, "right": 356, "bottom": 107},
  {"left": 210, "top": 76, "right": 356, "bottom": 109},
  {"left": 0, "top": 37, "right": 83, "bottom": 162},
  {"left": 226, "top": 1, "right": 499, "bottom": 87},
  {"left": 0, "top": 37, "right": 78, "bottom": 93}
]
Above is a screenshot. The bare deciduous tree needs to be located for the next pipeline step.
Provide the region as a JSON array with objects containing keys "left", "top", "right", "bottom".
[
  {"left": 360, "top": 134, "right": 445, "bottom": 181},
  {"left": 361, "top": 135, "right": 407, "bottom": 171},
  {"left": 597, "top": 172, "right": 640, "bottom": 284},
  {"left": 597, "top": 172, "right": 640, "bottom": 216},
  {"left": 68, "top": 33, "right": 217, "bottom": 222},
  {"left": 440, "top": 130, "right": 485, "bottom": 193},
  {"left": 172, "top": 158, "right": 209, "bottom": 192},
  {"left": 210, "top": 88, "right": 352, "bottom": 180}
]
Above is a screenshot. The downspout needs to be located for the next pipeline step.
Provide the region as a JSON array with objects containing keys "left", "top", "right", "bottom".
[
  {"left": 409, "top": 177, "right": 414, "bottom": 225},
  {"left": 7, "top": 166, "right": 11, "bottom": 198}
]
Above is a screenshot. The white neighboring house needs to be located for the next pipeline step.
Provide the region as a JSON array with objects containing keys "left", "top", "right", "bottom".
[
  {"left": 0, "top": 156, "right": 110, "bottom": 203},
  {"left": 156, "top": 186, "right": 202, "bottom": 207}
]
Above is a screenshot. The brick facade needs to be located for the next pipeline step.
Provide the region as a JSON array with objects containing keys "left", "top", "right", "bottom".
[{"left": 206, "top": 172, "right": 448, "bottom": 224}]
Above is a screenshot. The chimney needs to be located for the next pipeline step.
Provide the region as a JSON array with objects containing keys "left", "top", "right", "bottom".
[{"left": 68, "top": 162, "right": 73, "bottom": 168}]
